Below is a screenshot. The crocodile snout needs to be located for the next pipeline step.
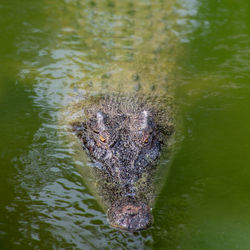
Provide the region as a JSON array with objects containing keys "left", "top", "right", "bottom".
[{"left": 107, "top": 200, "right": 152, "bottom": 232}]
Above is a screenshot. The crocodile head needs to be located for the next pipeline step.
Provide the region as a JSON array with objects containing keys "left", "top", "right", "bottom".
[{"left": 71, "top": 96, "right": 170, "bottom": 231}]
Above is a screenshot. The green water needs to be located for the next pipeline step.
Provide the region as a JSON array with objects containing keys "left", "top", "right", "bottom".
[{"left": 0, "top": 0, "right": 249, "bottom": 249}]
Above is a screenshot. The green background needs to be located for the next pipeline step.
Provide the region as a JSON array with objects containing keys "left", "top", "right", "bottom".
[{"left": 0, "top": 0, "right": 249, "bottom": 249}]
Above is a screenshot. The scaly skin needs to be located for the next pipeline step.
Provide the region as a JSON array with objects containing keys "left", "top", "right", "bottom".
[{"left": 71, "top": 94, "right": 174, "bottom": 232}]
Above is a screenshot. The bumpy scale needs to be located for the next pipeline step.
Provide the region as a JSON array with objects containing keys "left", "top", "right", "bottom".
[{"left": 71, "top": 95, "right": 174, "bottom": 232}]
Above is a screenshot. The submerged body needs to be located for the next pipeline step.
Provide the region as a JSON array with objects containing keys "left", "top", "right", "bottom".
[
  {"left": 70, "top": 95, "right": 174, "bottom": 231},
  {"left": 61, "top": 0, "right": 182, "bottom": 233}
]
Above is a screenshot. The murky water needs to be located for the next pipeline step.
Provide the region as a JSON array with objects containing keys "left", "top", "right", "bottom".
[{"left": 0, "top": 0, "right": 249, "bottom": 249}]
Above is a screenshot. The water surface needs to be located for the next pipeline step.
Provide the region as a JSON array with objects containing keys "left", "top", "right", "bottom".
[{"left": 0, "top": 0, "right": 249, "bottom": 249}]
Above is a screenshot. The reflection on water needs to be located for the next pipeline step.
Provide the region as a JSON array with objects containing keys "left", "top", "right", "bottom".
[{"left": 0, "top": 0, "right": 249, "bottom": 249}]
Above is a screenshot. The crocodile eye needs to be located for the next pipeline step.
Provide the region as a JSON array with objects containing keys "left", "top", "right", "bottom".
[
  {"left": 144, "top": 138, "right": 149, "bottom": 143},
  {"left": 99, "top": 135, "right": 106, "bottom": 143}
]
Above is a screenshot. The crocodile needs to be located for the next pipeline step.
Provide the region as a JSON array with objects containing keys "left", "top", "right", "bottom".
[{"left": 60, "top": 0, "right": 185, "bottom": 232}]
